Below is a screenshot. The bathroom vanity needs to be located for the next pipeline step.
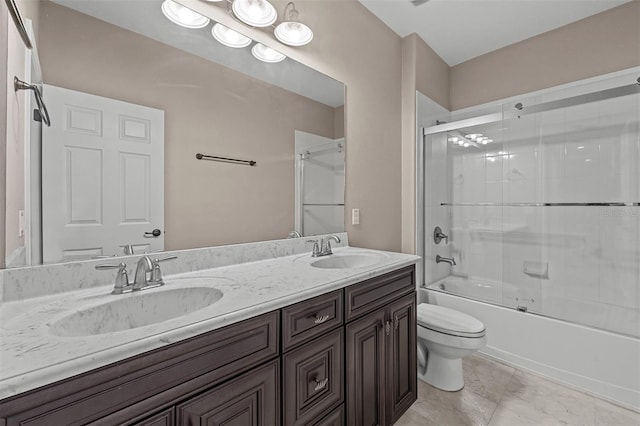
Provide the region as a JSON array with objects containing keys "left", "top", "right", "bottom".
[{"left": 0, "top": 242, "right": 418, "bottom": 425}]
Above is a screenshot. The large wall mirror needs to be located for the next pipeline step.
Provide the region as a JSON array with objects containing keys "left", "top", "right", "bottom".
[{"left": 4, "top": 0, "right": 345, "bottom": 268}]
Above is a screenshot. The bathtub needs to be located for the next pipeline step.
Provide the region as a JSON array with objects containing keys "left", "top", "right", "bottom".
[{"left": 421, "top": 279, "right": 640, "bottom": 412}]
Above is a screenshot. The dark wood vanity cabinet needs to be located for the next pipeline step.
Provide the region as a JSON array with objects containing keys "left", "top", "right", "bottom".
[
  {"left": 281, "top": 290, "right": 344, "bottom": 426},
  {"left": 0, "top": 265, "right": 415, "bottom": 426},
  {"left": 346, "top": 266, "right": 417, "bottom": 426},
  {"left": 176, "top": 360, "right": 280, "bottom": 426}
]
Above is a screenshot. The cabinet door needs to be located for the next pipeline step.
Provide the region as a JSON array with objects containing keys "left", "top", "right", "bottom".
[
  {"left": 132, "top": 408, "right": 175, "bottom": 426},
  {"left": 283, "top": 329, "right": 343, "bottom": 425},
  {"left": 176, "top": 360, "right": 279, "bottom": 426},
  {"left": 312, "top": 404, "right": 344, "bottom": 426},
  {"left": 346, "top": 309, "right": 386, "bottom": 426},
  {"left": 386, "top": 293, "right": 417, "bottom": 425}
]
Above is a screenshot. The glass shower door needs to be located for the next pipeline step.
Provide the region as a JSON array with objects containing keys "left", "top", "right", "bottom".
[{"left": 298, "top": 140, "right": 345, "bottom": 236}]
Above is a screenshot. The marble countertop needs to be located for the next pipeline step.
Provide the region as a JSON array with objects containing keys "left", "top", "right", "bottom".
[{"left": 0, "top": 246, "right": 419, "bottom": 399}]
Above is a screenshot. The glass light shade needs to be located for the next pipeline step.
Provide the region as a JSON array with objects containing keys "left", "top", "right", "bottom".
[
  {"left": 252, "top": 43, "right": 286, "bottom": 63},
  {"left": 275, "top": 21, "right": 313, "bottom": 46},
  {"left": 211, "top": 24, "right": 252, "bottom": 48},
  {"left": 232, "top": 0, "right": 277, "bottom": 27},
  {"left": 161, "top": 0, "right": 210, "bottom": 29}
]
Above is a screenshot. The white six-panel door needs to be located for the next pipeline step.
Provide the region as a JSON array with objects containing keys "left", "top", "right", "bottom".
[{"left": 42, "top": 85, "right": 164, "bottom": 263}]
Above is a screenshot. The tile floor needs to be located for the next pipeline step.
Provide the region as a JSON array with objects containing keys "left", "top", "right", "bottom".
[{"left": 396, "top": 355, "right": 640, "bottom": 426}]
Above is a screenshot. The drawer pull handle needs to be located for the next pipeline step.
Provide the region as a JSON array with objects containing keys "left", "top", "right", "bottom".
[
  {"left": 313, "top": 314, "right": 330, "bottom": 324},
  {"left": 314, "top": 377, "right": 329, "bottom": 391}
]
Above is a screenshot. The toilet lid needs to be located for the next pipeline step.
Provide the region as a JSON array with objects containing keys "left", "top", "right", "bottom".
[{"left": 417, "top": 304, "right": 485, "bottom": 338}]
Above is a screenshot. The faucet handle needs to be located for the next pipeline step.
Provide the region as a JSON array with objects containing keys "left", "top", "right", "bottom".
[
  {"left": 153, "top": 255, "right": 178, "bottom": 264},
  {"left": 321, "top": 239, "right": 334, "bottom": 255},
  {"left": 306, "top": 240, "right": 320, "bottom": 257},
  {"left": 150, "top": 256, "right": 177, "bottom": 283},
  {"left": 95, "top": 262, "right": 129, "bottom": 293},
  {"left": 433, "top": 226, "right": 449, "bottom": 245}
]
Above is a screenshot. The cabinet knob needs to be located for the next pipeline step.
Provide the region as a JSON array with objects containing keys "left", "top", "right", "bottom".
[
  {"left": 313, "top": 313, "right": 330, "bottom": 324},
  {"left": 385, "top": 320, "right": 391, "bottom": 336},
  {"left": 313, "top": 377, "right": 329, "bottom": 392}
]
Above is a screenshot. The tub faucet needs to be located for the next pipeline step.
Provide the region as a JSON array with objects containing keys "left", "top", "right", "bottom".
[{"left": 436, "top": 255, "right": 456, "bottom": 266}]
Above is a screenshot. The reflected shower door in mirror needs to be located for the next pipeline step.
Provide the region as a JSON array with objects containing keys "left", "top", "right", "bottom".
[
  {"left": 5, "top": 0, "right": 345, "bottom": 268},
  {"left": 294, "top": 131, "right": 345, "bottom": 237}
]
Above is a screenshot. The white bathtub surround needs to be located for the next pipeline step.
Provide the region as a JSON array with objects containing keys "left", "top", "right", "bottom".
[
  {"left": 0, "top": 238, "right": 419, "bottom": 399},
  {"left": 423, "top": 287, "right": 640, "bottom": 412}
]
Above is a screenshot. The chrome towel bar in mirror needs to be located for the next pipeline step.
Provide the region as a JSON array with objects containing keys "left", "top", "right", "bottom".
[{"left": 14, "top": 77, "right": 51, "bottom": 127}]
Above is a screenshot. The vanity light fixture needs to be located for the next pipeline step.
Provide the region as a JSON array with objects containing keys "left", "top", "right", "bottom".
[
  {"left": 212, "top": 23, "right": 252, "bottom": 48},
  {"left": 232, "top": 0, "right": 278, "bottom": 27},
  {"left": 274, "top": 2, "right": 313, "bottom": 46},
  {"left": 161, "top": 0, "right": 210, "bottom": 29},
  {"left": 252, "top": 43, "right": 286, "bottom": 62}
]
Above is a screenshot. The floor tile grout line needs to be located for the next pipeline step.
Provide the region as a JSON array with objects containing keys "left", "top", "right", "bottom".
[{"left": 485, "top": 365, "right": 516, "bottom": 426}]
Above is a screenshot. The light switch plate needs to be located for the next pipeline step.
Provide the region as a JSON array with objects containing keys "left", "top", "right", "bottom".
[{"left": 351, "top": 208, "right": 360, "bottom": 225}]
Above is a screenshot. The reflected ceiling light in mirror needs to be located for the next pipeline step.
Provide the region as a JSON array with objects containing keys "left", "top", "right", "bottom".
[
  {"left": 252, "top": 43, "right": 286, "bottom": 62},
  {"left": 274, "top": 2, "right": 313, "bottom": 46},
  {"left": 232, "top": 0, "right": 277, "bottom": 27},
  {"left": 211, "top": 23, "right": 252, "bottom": 48},
  {"left": 161, "top": 0, "right": 210, "bottom": 29}
]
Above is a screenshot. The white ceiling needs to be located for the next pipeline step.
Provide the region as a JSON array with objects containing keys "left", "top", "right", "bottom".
[{"left": 359, "top": 0, "right": 633, "bottom": 66}]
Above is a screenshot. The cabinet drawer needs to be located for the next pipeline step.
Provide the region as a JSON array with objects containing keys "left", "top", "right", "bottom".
[
  {"left": 345, "top": 266, "right": 414, "bottom": 321},
  {"left": 282, "top": 289, "right": 343, "bottom": 351},
  {"left": 0, "top": 312, "right": 279, "bottom": 426},
  {"left": 176, "top": 360, "right": 279, "bottom": 426},
  {"left": 283, "top": 328, "right": 344, "bottom": 426},
  {"left": 312, "top": 404, "right": 344, "bottom": 426}
]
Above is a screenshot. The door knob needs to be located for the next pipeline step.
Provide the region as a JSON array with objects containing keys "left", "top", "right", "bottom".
[{"left": 144, "top": 229, "right": 162, "bottom": 238}]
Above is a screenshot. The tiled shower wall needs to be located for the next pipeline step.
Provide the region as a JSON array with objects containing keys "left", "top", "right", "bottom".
[{"left": 443, "top": 73, "right": 640, "bottom": 337}]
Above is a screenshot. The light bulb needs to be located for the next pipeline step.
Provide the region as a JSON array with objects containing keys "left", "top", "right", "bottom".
[
  {"left": 232, "top": 0, "right": 277, "bottom": 27},
  {"left": 161, "top": 0, "right": 210, "bottom": 29},
  {"left": 211, "top": 23, "right": 252, "bottom": 48},
  {"left": 275, "top": 21, "right": 313, "bottom": 46},
  {"left": 252, "top": 43, "right": 286, "bottom": 63}
]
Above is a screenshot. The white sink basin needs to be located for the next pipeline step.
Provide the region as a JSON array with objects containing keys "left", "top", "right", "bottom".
[
  {"left": 49, "top": 287, "right": 223, "bottom": 337},
  {"left": 311, "top": 253, "right": 383, "bottom": 269}
]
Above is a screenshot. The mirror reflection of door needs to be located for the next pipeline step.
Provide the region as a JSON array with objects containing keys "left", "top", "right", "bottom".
[
  {"left": 42, "top": 85, "right": 164, "bottom": 263},
  {"left": 295, "top": 131, "right": 345, "bottom": 237}
]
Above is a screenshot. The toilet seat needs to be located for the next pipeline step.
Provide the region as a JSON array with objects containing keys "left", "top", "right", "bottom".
[{"left": 417, "top": 303, "right": 485, "bottom": 338}]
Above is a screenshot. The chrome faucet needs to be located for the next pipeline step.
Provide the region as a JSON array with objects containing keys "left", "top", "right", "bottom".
[
  {"left": 133, "top": 255, "right": 155, "bottom": 290},
  {"left": 321, "top": 235, "right": 341, "bottom": 255},
  {"left": 436, "top": 255, "right": 456, "bottom": 266},
  {"left": 288, "top": 230, "right": 302, "bottom": 238},
  {"left": 307, "top": 235, "right": 341, "bottom": 257},
  {"left": 96, "top": 255, "right": 177, "bottom": 294}
]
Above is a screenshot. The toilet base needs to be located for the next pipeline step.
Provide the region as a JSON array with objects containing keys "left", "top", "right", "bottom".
[{"left": 422, "top": 353, "right": 464, "bottom": 392}]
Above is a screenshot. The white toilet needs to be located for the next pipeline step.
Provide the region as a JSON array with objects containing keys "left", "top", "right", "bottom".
[{"left": 416, "top": 303, "right": 486, "bottom": 391}]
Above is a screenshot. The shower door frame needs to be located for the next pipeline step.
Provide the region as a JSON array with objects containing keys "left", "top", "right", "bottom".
[{"left": 416, "top": 66, "right": 640, "bottom": 318}]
